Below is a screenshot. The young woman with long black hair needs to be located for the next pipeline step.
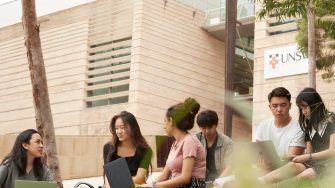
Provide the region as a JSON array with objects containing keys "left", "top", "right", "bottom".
[
  {"left": 0, "top": 129, "right": 53, "bottom": 188},
  {"left": 103, "top": 111, "right": 152, "bottom": 187}
]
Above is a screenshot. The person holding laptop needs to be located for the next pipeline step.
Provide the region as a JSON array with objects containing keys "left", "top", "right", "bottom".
[
  {"left": 255, "top": 87, "right": 306, "bottom": 160},
  {"left": 154, "top": 97, "right": 206, "bottom": 188},
  {"left": 104, "top": 111, "right": 152, "bottom": 187},
  {"left": 260, "top": 87, "right": 335, "bottom": 183},
  {"left": 0, "top": 129, "right": 54, "bottom": 188},
  {"left": 196, "top": 110, "right": 233, "bottom": 181}
]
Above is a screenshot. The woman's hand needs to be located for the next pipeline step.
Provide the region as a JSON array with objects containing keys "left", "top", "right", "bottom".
[{"left": 292, "top": 154, "right": 310, "bottom": 163}]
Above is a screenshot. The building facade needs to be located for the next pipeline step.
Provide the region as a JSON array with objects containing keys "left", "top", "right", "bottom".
[
  {"left": 4, "top": 0, "right": 333, "bottom": 179},
  {"left": 1, "top": 0, "right": 250, "bottom": 178},
  {"left": 0, "top": 0, "right": 249, "bottom": 137}
]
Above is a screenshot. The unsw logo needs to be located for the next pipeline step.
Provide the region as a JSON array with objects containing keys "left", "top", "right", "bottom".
[{"left": 268, "top": 54, "right": 279, "bottom": 69}]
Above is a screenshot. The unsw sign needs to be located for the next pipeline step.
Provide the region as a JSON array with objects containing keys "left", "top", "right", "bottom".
[{"left": 264, "top": 44, "right": 309, "bottom": 79}]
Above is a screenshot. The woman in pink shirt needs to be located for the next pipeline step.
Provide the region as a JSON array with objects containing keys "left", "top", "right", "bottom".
[{"left": 154, "top": 98, "right": 206, "bottom": 188}]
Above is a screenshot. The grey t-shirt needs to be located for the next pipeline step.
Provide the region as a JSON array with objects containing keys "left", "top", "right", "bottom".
[{"left": 0, "top": 162, "right": 54, "bottom": 188}]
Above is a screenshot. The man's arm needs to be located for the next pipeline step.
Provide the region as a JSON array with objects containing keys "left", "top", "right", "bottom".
[
  {"left": 218, "top": 139, "right": 233, "bottom": 178},
  {"left": 218, "top": 165, "right": 231, "bottom": 177},
  {"left": 287, "top": 126, "right": 307, "bottom": 158},
  {"left": 287, "top": 146, "right": 305, "bottom": 158}
]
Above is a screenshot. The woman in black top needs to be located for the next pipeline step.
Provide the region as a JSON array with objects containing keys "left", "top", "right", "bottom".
[
  {"left": 103, "top": 111, "right": 152, "bottom": 187},
  {"left": 260, "top": 88, "right": 335, "bottom": 184}
]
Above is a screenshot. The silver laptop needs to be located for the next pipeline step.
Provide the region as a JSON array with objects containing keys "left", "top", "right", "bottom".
[
  {"left": 239, "top": 140, "right": 285, "bottom": 170},
  {"left": 15, "top": 180, "right": 56, "bottom": 188}
]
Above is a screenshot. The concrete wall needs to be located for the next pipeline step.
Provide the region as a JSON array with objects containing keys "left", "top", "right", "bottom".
[
  {"left": 0, "top": 3, "right": 91, "bottom": 135},
  {"left": 131, "top": 0, "right": 227, "bottom": 135},
  {"left": 0, "top": 0, "right": 136, "bottom": 135},
  {"left": 0, "top": 0, "right": 252, "bottom": 179},
  {"left": 0, "top": 0, "right": 238, "bottom": 137}
]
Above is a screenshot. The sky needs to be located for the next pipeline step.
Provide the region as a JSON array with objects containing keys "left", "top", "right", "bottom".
[{"left": 0, "top": 0, "right": 95, "bottom": 28}]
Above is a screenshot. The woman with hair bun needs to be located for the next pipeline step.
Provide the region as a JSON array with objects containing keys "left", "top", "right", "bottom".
[{"left": 154, "top": 97, "right": 206, "bottom": 188}]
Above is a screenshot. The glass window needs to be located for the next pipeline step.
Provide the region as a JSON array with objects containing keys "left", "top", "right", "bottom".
[{"left": 86, "top": 37, "right": 131, "bottom": 108}]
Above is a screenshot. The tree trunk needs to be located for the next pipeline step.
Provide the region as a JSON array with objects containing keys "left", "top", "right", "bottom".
[
  {"left": 21, "top": 1, "right": 63, "bottom": 187},
  {"left": 307, "top": 3, "right": 316, "bottom": 89}
]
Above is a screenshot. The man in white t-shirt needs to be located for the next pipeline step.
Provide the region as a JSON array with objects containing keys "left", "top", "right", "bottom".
[{"left": 255, "top": 87, "right": 306, "bottom": 159}]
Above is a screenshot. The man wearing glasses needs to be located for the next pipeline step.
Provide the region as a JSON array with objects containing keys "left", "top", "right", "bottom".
[{"left": 255, "top": 87, "right": 305, "bottom": 159}]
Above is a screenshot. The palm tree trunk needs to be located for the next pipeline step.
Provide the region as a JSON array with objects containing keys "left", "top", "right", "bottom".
[
  {"left": 307, "top": 3, "right": 316, "bottom": 89},
  {"left": 21, "top": 0, "right": 63, "bottom": 187}
]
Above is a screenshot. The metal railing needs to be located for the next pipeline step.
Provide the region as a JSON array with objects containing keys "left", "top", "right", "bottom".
[
  {"left": 176, "top": 0, "right": 254, "bottom": 27},
  {"left": 205, "top": 0, "right": 255, "bottom": 27},
  {"left": 176, "top": 0, "right": 220, "bottom": 11}
]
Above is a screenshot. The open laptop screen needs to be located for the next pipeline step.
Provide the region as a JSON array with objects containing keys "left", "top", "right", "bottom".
[{"left": 237, "top": 140, "right": 285, "bottom": 170}]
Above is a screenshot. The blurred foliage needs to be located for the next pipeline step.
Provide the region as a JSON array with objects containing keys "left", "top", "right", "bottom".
[
  {"left": 296, "top": 6, "right": 335, "bottom": 75},
  {"left": 219, "top": 143, "right": 335, "bottom": 188}
]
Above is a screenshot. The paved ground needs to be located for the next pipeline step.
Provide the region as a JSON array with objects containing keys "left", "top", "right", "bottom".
[
  {"left": 63, "top": 176, "right": 103, "bottom": 188},
  {"left": 62, "top": 172, "right": 161, "bottom": 188}
]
